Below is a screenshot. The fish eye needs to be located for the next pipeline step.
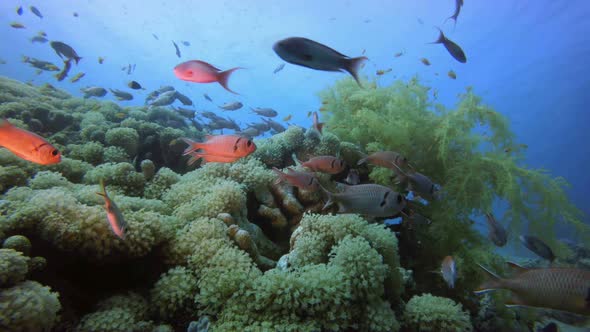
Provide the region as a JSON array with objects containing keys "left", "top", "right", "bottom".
[
  {"left": 247, "top": 140, "right": 252, "bottom": 147},
  {"left": 186, "top": 70, "right": 194, "bottom": 76},
  {"left": 51, "top": 149, "right": 59, "bottom": 156}
]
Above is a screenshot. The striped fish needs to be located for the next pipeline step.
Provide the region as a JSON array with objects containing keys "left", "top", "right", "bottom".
[
  {"left": 321, "top": 183, "right": 406, "bottom": 217},
  {"left": 476, "top": 262, "right": 590, "bottom": 316}
]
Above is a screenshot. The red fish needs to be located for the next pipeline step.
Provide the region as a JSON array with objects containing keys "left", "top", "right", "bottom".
[
  {"left": 96, "top": 179, "right": 126, "bottom": 239},
  {"left": 272, "top": 167, "right": 319, "bottom": 191},
  {"left": 312, "top": 111, "right": 324, "bottom": 134},
  {"left": 0, "top": 119, "right": 61, "bottom": 165},
  {"left": 301, "top": 156, "right": 346, "bottom": 174},
  {"left": 182, "top": 135, "right": 256, "bottom": 165},
  {"left": 173, "top": 60, "right": 242, "bottom": 94}
]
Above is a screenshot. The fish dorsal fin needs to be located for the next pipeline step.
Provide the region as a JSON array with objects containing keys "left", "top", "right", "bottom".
[{"left": 506, "top": 261, "right": 528, "bottom": 274}]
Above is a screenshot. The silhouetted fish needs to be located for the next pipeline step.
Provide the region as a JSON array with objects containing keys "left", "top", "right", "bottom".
[
  {"left": 430, "top": 28, "right": 466, "bottom": 63},
  {"left": 520, "top": 235, "right": 555, "bottom": 262},
  {"left": 172, "top": 41, "right": 181, "bottom": 58},
  {"left": 445, "top": 0, "right": 464, "bottom": 27},
  {"left": 30, "top": 6, "right": 43, "bottom": 19}
]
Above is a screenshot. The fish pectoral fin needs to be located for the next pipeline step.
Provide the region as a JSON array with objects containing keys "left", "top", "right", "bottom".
[{"left": 506, "top": 261, "right": 529, "bottom": 274}]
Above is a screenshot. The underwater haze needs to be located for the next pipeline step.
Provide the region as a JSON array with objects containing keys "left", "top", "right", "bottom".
[{"left": 0, "top": 1, "right": 589, "bottom": 331}]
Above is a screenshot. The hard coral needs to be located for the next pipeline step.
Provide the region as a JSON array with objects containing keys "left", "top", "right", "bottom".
[
  {"left": 0, "top": 280, "right": 61, "bottom": 332},
  {"left": 0, "top": 248, "right": 29, "bottom": 287},
  {"left": 150, "top": 266, "right": 198, "bottom": 320},
  {"left": 403, "top": 293, "right": 473, "bottom": 332}
]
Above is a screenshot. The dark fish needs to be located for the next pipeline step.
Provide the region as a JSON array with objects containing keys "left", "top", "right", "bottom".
[
  {"left": 109, "top": 89, "right": 134, "bottom": 101},
  {"left": 172, "top": 41, "right": 181, "bottom": 58},
  {"left": 273, "top": 37, "right": 367, "bottom": 87},
  {"left": 236, "top": 127, "right": 260, "bottom": 138},
  {"left": 273, "top": 63, "right": 285, "bottom": 74},
  {"left": 520, "top": 235, "right": 555, "bottom": 262},
  {"left": 73, "top": 12, "right": 79, "bottom": 17},
  {"left": 476, "top": 262, "right": 590, "bottom": 316},
  {"left": 54, "top": 59, "right": 72, "bottom": 81},
  {"left": 81, "top": 86, "right": 107, "bottom": 99},
  {"left": 175, "top": 91, "right": 193, "bottom": 106},
  {"left": 203, "top": 93, "right": 213, "bottom": 102},
  {"left": 50, "top": 41, "right": 82, "bottom": 64},
  {"left": 420, "top": 58, "right": 431, "bottom": 66},
  {"left": 152, "top": 33, "right": 159, "bottom": 40},
  {"left": 30, "top": 36, "right": 48, "bottom": 43},
  {"left": 537, "top": 322, "right": 559, "bottom": 332},
  {"left": 344, "top": 169, "right": 360, "bottom": 185},
  {"left": 16, "top": 6, "right": 23, "bottom": 15},
  {"left": 128, "top": 80, "right": 142, "bottom": 90},
  {"left": 150, "top": 90, "right": 177, "bottom": 106},
  {"left": 445, "top": 0, "right": 464, "bottom": 27},
  {"left": 175, "top": 107, "right": 196, "bottom": 119},
  {"left": 417, "top": 17, "right": 424, "bottom": 25},
  {"left": 22, "top": 56, "right": 59, "bottom": 71},
  {"left": 430, "top": 28, "right": 466, "bottom": 63},
  {"left": 38, "top": 31, "right": 47, "bottom": 37},
  {"left": 262, "top": 118, "right": 286, "bottom": 133},
  {"left": 182, "top": 40, "right": 190, "bottom": 46},
  {"left": 30, "top": 6, "right": 43, "bottom": 19},
  {"left": 247, "top": 122, "right": 270, "bottom": 132},
  {"left": 98, "top": 56, "right": 105, "bottom": 64},
  {"left": 485, "top": 213, "right": 508, "bottom": 247}
]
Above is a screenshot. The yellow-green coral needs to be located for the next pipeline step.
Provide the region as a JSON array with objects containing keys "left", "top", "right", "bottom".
[
  {"left": 150, "top": 266, "right": 198, "bottom": 320},
  {"left": 0, "top": 248, "right": 29, "bottom": 287},
  {"left": 403, "top": 293, "right": 473, "bottom": 332},
  {"left": 0, "top": 281, "right": 61, "bottom": 332},
  {"left": 2, "top": 235, "right": 32, "bottom": 256}
]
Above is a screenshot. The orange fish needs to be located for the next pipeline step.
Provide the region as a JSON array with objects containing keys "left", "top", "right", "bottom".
[
  {"left": 300, "top": 156, "right": 347, "bottom": 174},
  {"left": 96, "top": 179, "right": 126, "bottom": 239},
  {"left": 476, "top": 262, "right": 590, "bottom": 316},
  {"left": 0, "top": 119, "right": 61, "bottom": 165},
  {"left": 173, "top": 60, "right": 242, "bottom": 94},
  {"left": 312, "top": 111, "right": 324, "bottom": 134},
  {"left": 272, "top": 167, "right": 319, "bottom": 191},
  {"left": 182, "top": 135, "right": 256, "bottom": 165}
]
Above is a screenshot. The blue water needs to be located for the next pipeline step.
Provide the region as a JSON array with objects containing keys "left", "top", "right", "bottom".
[{"left": 1, "top": 0, "right": 589, "bottom": 223}]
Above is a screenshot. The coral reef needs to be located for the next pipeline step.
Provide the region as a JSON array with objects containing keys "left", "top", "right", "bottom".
[{"left": 403, "top": 293, "right": 473, "bottom": 332}]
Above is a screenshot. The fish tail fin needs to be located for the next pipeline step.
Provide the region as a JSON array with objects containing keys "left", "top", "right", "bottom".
[
  {"left": 344, "top": 56, "right": 368, "bottom": 87},
  {"left": 319, "top": 183, "right": 335, "bottom": 210},
  {"left": 429, "top": 27, "right": 446, "bottom": 44},
  {"left": 181, "top": 137, "right": 203, "bottom": 155},
  {"left": 74, "top": 56, "right": 82, "bottom": 65},
  {"left": 474, "top": 264, "right": 503, "bottom": 294},
  {"left": 357, "top": 156, "right": 368, "bottom": 166},
  {"left": 96, "top": 179, "right": 107, "bottom": 198},
  {"left": 217, "top": 67, "right": 242, "bottom": 94},
  {"left": 187, "top": 152, "right": 205, "bottom": 166},
  {"left": 272, "top": 167, "right": 286, "bottom": 185}
]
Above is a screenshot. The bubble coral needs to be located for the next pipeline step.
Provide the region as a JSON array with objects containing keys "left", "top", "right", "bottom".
[
  {"left": 0, "top": 280, "right": 61, "bottom": 332},
  {"left": 150, "top": 266, "right": 198, "bottom": 320},
  {"left": 402, "top": 293, "right": 473, "bottom": 332},
  {"left": 2, "top": 235, "right": 32, "bottom": 256},
  {"left": 105, "top": 127, "right": 140, "bottom": 157},
  {"left": 0, "top": 248, "right": 29, "bottom": 287}
]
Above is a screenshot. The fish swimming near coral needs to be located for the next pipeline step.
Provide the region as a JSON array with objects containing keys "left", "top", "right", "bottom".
[
  {"left": 96, "top": 180, "right": 127, "bottom": 240},
  {"left": 0, "top": 119, "right": 61, "bottom": 165},
  {"left": 149, "top": 90, "right": 177, "bottom": 106},
  {"left": 441, "top": 255, "right": 457, "bottom": 288},
  {"left": 175, "top": 91, "right": 193, "bottom": 106},
  {"left": 69, "top": 72, "right": 85, "bottom": 83},
  {"left": 272, "top": 37, "right": 367, "bottom": 87},
  {"left": 376, "top": 68, "right": 392, "bottom": 76},
  {"left": 54, "top": 59, "right": 73, "bottom": 81},
  {"left": 109, "top": 89, "right": 134, "bottom": 101},
  {"left": 81, "top": 86, "right": 107, "bottom": 99},
  {"left": 182, "top": 135, "right": 256, "bottom": 165},
  {"left": 127, "top": 80, "right": 142, "bottom": 90},
  {"left": 219, "top": 102, "right": 243, "bottom": 111},
  {"left": 485, "top": 212, "right": 508, "bottom": 247},
  {"left": 312, "top": 111, "right": 324, "bottom": 134},
  {"left": 262, "top": 118, "right": 286, "bottom": 133},
  {"left": 174, "top": 60, "right": 242, "bottom": 94},
  {"left": 50, "top": 41, "right": 82, "bottom": 64},
  {"left": 272, "top": 167, "right": 319, "bottom": 191},
  {"left": 475, "top": 262, "right": 590, "bottom": 316},
  {"left": 321, "top": 183, "right": 406, "bottom": 217},
  {"left": 430, "top": 28, "right": 467, "bottom": 63},
  {"left": 357, "top": 151, "right": 409, "bottom": 170},
  {"left": 344, "top": 169, "right": 360, "bottom": 185},
  {"left": 251, "top": 107, "right": 278, "bottom": 117},
  {"left": 30, "top": 6, "right": 43, "bottom": 19},
  {"left": 520, "top": 235, "right": 556, "bottom": 262},
  {"left": 299, "top": 155, "right": 347, "bottom": 174}
]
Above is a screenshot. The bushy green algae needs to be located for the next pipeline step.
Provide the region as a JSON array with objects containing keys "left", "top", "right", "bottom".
[{"left": 320, "top": 77, "right": 588, "bottom": 250}]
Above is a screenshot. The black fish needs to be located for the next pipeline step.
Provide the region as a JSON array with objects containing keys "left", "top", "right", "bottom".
[
  {"left": 273, "top": 37, "right": 367, "bottom": 86},
  {"left": 172, "top": 41, "right": 181, "bottom": 58},
  {"left": 430, "top": 28, "right": 466, "bottom": 63},
  {"left": 520, "top": 235, "right": 556, "bottom": 262},
  {"left": 73, "top": 12, "right": 79, "bottom": 17},
  {"left": 445, "top": 0, "right": 464, "bottom": 27},
  {"left": 128, "top": 81, "right": 142, "bottom": 90},
  {"left": 50, "top": 41, "right": 82, "bottom": 64},
  {"left": 16, "top": 6, "right": 23, "bottom": 15},
  {"left": 536, "top": 322, "right": 558, "bottom": 332},
  {"left": 30, "top": 6, "right": 43, "bottom": 19}
]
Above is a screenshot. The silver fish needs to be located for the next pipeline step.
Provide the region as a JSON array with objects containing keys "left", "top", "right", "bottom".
[
  {"left": 251, "top": 107, "right": 278, "bottom": 117},
  {"left": 273, "top": 37, "right": 367, "bottom": 87},
  {"left": 321, "top": 183, "right": 406, "bottom": 217},
  {"left": 219, "top": 102, "right": 243, "bottom": 111},
  {"left": 175, "top": 91, "right": 193, "bottom": 106},
  {"left": 150, "top": 90, "right": 177, "bottom": 106},
  {"left": 109, "top": 88, "right": 133, "bottom": 101}
]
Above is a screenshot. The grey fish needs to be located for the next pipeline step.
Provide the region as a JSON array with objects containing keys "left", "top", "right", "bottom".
[
  {"left": 520, "top": 235, "right": 555, "bottom": 262},
  {"left": 430, "top": 28, "right": 466, "bottom": 63},
  {"left": 145, "top": 86, "right": 175, "bottom": 104},
  {"left": 50, "top": 41, "right": 82, "bottom": 64},
  {"left": 273, "top": 63, "right": 285, "bottom": 74},
  {"left": 398, "top": 170, "right": 439, "bottom": 201},
  {"left": 30, "top": 35, "right": 48, "bottom": 43},
  {"left": 152, "top": 33, "right": 159, "bottom": 40},
  {"left": 30, "top": 6, "right": 43, "bottom": 19},
  {"left": 127, "top": 81, "right": 142, "bottom": 90},
  {"left": 22, "top": 56, "right": 59, "bottom": 71},
  {"left": 273, "top": 37, "right": 367, "bottom": 86},
  {"left": 200, "top": 111, "right": 221, "bottom": 121},
  {"left": 248, "top": 122, "right": 270, "bottom": 132},
  {"left": 109, "top": 88, "right": 134, "bottom": 101},
  {"left": 54, "top": 59, "right": 72, "bottom": 81},
  {"left": 344, "top": 169, "right": 360, "bottom": 185},
  {"left": 219, "top": 101, "right": 243, "bottom": 111},
  {"left": 175, "top": 107, "right": 196, "bottom": 119},
  {"left": 251, "top": 107, "right": 278, "bottom": 117},
  {"left": 182, "top": 40, "right": 190, "bottom": 46},
  {"left": 175, "top": 91, "right": 193, "bottom": 106},
  {"left": 172, "top": 41, "right": 181, "bottom": 58},
  {"left": 485, "top": 213, "right": 508, "bottom": 247},
  {"left": 445, "top": 0, "right": 464, "bottom": 27},
  {"left": 203, "top": 93, "right": 213, "bottom": 102},
  {"left": 81, "top": 86, "right": 107, "bottom": 99},
  {"left": 262, "top": 118, "right": 286, "bottom": 133},
  {"left": 150, "top": 90, "right": 177, "bottom": 106},
  {"left": 236, "top": 127, "right": 259, "bottom": 138},
  {"left": 321, "top": 183, "right": 406, "bottom": 217}
]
